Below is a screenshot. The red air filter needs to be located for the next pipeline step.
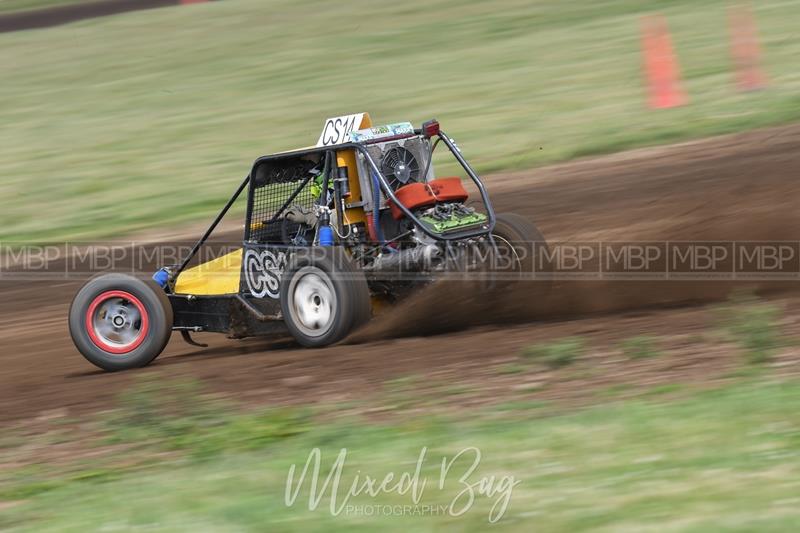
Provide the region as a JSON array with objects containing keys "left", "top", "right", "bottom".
[{"left": 389, "top": 177, "right": 469, "bottom": 220}]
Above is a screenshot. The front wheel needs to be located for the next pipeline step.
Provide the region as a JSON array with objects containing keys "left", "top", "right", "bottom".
[
  {"left": 69, "top": 274, "right": 173, "bottom": 371},
  {"left": 280, "top": 247, "right": 371, "bottom": 347}
]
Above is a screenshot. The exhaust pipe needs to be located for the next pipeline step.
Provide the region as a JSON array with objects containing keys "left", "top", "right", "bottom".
[{"left": 368, "top": 244, "right": 440, "bottom": 272}]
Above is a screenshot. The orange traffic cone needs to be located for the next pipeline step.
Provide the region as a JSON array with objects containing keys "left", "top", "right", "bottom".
[
  {"left": 641, "top": 14, "right": 688, "bottom": 109},
  {"left": 729, "top": 3, "right": 767, "bottom": 92}
]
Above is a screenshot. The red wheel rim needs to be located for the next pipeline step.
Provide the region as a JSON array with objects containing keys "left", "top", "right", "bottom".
[{"left": 85, "top": 290, "right": 149, "bottom": 354}]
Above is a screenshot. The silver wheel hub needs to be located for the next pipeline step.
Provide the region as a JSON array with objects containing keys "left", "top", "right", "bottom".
[
  {"left": 94, "top": 299, "right": 141, "bottom": 346},
  {"left": 288, "top": 267, "right": 336, "bottom": 338}
]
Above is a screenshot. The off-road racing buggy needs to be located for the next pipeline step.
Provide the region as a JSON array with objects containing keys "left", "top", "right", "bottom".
[{"left": 69, "top": 114, "right": 548, "bottom": 371}]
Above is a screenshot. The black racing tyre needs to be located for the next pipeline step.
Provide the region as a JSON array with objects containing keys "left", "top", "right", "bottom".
[
  {"left": 490, "top": 212, "right": 550, "bottom": 285},
  {"left": 69, "top": 274, "right": 173, "bottom": 371},
  {"left": 280, "top": 247, "right": 371, "bottom": 347}
]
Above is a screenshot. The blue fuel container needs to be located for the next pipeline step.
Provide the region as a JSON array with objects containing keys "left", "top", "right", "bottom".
[{"left": 318, "top": 225, "right": 334, "bottom": 246}]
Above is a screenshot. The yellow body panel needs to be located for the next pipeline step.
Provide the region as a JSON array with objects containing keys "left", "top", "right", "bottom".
[
  {"left": 336, "top": 112, "right": 371, "bottom": 225},
  {"left": 174, "top": 249, "right": 243, "bottom": 295},
  {"left": 337, "top": 150, "right": 367, "bottom": 224}
]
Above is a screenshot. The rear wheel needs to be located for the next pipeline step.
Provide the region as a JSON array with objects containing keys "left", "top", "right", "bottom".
[
  {"left": 69, "top": 274, "right": 173, "bottom": 371},
  {"left": 489, "top": 212, "right": 550, "bottom": 285},
  {"left": 280, "top": 247, "right": 371, "bottom": 347}
]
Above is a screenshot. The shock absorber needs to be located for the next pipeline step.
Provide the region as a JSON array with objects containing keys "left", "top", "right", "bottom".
[
  {"left": 333, "top": 163, "right": 349, "bottom": 234},
  {"left": 335, "top": 164, "right": 351, "bottom": 199}
]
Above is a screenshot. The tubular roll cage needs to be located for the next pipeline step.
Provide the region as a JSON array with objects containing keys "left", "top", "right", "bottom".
[{"left": 175, "top": 131, "right": 497, "bottom": 277}]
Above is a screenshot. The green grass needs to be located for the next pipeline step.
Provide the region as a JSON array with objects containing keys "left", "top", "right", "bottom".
[
  {"left": 497, "top": 362, "right": 526, "bottom": 375},
  {"left": 4, "top": 379, "right": 800, "bottom": 530},
  {"left": 521, "top": 336, "right": 584, "bottom": 368},
  {"left": 100, "top": 377, "right": 311, "bottom": 460},
  {"left": 646, "top": 383, "right": 684, "bottom": 397},
  {"left": 717, "top": 295, "right": 786, "bottom": 364},
  {"left": 3, "top": 0, "right": 800, "bottom": 242},
  {"left": 729, "top": 304, "right": 784, "bottom": 364},
  {"left": 620, "top": 335, "right": 663, "bottom": 359}
]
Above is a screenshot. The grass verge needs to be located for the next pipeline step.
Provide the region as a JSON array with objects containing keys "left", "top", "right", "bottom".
[
  {"left": 3, "top": 0, "right": 800, "bottom": 241},
  {"left": 717, "top": 295, "right": 788, "bottom": 364},
  {"left": 521, "top": 336, "right": 584, "bottom": 368},
  {"left": 3, "top": 377, "right": 800, "bottom": 530}
]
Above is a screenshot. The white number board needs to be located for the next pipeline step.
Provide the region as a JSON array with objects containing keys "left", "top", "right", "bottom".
[{"left": 316, "top": 113, "right": 371, "bottom": 147}]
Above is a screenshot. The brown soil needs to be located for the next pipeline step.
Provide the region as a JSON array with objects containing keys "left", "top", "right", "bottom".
[
  {"left": 1, "top": 124, "right": 799, "bottom": 425},
  {"left": 0, "top": 0, "right": 176, "bottom": 33}
]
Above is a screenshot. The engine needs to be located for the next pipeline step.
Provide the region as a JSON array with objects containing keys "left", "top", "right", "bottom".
[
  {"left": 357, "top": 135, "right": 486, "bottom": 227},
  {"left": 355, "top": 134, "right": 489, "bottom": 274}
]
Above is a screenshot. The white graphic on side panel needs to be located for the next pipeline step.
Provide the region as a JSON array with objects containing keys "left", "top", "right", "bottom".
[{"left": 244, "top": 249, "right": 287, "bottom": 299}]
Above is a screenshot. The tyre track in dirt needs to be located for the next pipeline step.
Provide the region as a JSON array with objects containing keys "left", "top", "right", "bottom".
[{"left": 1, "top": 124, "right": 799, "bottom": 423}]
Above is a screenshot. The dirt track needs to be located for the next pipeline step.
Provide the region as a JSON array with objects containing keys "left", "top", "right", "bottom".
[
  {"left": 0, "top": 0, "right": 177, "bottom": 33},
  {"left": 1, "top": 125, "right": 799, "bottom": 424}
]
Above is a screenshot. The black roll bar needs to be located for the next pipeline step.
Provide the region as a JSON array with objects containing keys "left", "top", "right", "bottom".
[{"left": 176, "top": 173, "right": 250, "bottom": 276}]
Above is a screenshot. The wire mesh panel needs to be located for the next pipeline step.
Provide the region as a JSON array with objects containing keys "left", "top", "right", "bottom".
[{"left": 247, "top": 157, "right": 319, "bottom": 244}]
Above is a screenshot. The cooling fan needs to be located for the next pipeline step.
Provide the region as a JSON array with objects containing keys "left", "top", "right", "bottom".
[{"left": 381, "top": 146, "right": 421, "bottom": 190}]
